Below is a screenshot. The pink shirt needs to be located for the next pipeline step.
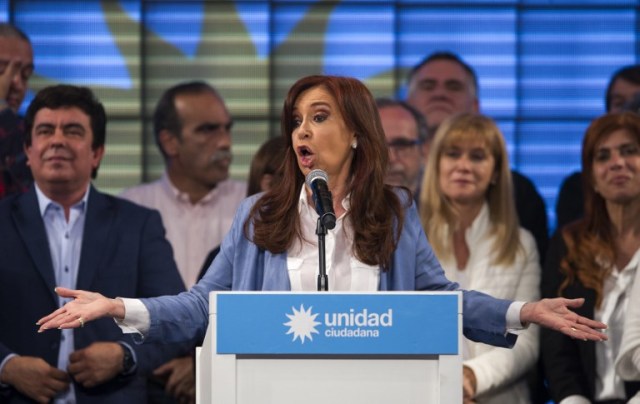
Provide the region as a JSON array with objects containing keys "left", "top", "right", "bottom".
[{"left": 121, "top": 173, "right": 246, "bottom": 287}]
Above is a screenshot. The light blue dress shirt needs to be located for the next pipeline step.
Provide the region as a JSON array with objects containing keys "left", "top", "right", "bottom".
[{"left": 36, "top": 184, "right": 89, "bottom": 404}]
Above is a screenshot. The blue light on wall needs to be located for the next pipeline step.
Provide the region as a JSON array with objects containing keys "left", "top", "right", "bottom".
[{"left": 4, "top": 0, "right": 639, "bottom": 231}]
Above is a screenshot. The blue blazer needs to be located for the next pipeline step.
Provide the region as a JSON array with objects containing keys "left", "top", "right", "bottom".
[
  {"left": 141, "top": 192, "right": 516, "bottom": 350},
  {"left": 0, "top": 186, "right": 190, "bottom": 403}
]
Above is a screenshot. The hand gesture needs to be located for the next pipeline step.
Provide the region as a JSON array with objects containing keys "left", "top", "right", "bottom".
[
  {"left": 37, "top": 287, "right": 125, "bottom": 332},
  {"left": 521, "top": 297, "right": 607, "bottom": 341}
]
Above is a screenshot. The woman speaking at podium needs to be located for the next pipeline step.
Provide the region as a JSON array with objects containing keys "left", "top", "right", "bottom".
[{"left": 37, "top": 75, "right": 607, "bottom": 350}]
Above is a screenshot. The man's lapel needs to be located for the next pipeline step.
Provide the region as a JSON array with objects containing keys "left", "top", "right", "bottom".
[
  {"left": 11, "top": 187, "right": 58, "bottom": 304},
  {"left": 76, "top": 186, "right": 115, "bottom": 290}
]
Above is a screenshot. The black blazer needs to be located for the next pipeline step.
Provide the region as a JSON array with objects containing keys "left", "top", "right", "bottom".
[
  {"left": 0, "top": 186, "right": 190, "bottom": 403},
  {"left": 555, "top": 171, "right": 584, "bottom": 230},
  {"left": 541, "top": 232, "right": 640, "bottom": 402}
]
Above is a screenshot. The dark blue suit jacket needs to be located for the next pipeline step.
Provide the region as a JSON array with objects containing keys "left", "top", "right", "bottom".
[{"left": 0, "top": 185, "right": 189, "bottom": 403}]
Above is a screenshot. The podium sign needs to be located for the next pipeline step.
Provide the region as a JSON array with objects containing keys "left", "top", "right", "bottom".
[
  {"left": 197, "top": 291, "right": 462, "bottom": 404},
  {"left": 217, "top": 293, "right": 458, "bottom": 355}
]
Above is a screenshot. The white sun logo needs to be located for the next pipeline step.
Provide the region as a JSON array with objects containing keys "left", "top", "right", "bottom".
[{"left": 283, "top": 304, "right": 321, "bottom": 344}]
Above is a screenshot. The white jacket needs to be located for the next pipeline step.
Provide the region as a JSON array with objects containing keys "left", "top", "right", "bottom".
[
  {"left": 616, "top": 262, "right": 640, "bottom": 386},
  {"left": 437, "top": 203, "right": 540, "bottom": 404}
]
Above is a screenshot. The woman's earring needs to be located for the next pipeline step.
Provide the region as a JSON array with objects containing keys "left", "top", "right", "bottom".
[{"left": 352, "top": 139, "right": 358, "bottom": 149}]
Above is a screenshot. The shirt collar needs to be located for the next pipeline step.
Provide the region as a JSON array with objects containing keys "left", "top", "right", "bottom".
[
  {"left": 297, "top": 186, "right": 351, "bottom": 215},
  {"left": 617, "top": 247, "right": 640, "bottom": 274},
  {"left": 161, "top": 171, "right": 224, "bottom": 205},
  {"left": 465, "top": 202, "right": 489, "bottom": 238},
  {"left": 34, "top": 183, "right": 90, "bottom": 218}
]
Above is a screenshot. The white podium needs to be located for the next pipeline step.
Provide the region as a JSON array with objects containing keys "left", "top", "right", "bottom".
[{"left": 196, "top": 292, "right": 462, "bottom": 404}]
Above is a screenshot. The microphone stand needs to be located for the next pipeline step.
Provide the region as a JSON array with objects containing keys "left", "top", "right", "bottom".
[{"left": 316, "top": 218, "right": 329, "bottom": 291}]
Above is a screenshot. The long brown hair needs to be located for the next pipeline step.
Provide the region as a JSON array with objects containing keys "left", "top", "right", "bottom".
[
  {"left": 244, "top": 75, "right": 405, "bottom": 270},
  {"left": 560, "top": 111, "right": 640, "bottom": 308},
  {"left": 246, "top": 136, "right": 287, "bottom": 196}
]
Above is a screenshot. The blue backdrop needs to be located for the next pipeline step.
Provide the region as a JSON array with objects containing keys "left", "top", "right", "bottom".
[{"left": 3, "top": 0, "right": 639, "bottom": 231}]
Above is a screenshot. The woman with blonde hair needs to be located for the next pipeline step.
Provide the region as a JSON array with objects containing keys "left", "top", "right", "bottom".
[{"left": 420, "top": 113, "right": 540, "bottom": 403}]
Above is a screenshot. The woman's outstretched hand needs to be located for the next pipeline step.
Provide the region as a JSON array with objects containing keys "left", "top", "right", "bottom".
[
  {"left": 38, "top": 288, "right": 607, "bottom": 343},
  {"left": 36, "top": 287, "right": 125, "bottom": 332},
  {"left": 521, "top": 297, "right": 608, "bottom": 341}
]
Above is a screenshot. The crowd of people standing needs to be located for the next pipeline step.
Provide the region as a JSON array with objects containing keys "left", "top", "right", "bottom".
[{"left": 2, "top": 20, "right": 640, "bottom": 404}]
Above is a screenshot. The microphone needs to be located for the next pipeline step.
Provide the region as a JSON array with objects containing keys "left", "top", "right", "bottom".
[{"left": 305, "top": 169, "right": 336, "bottom": 230}]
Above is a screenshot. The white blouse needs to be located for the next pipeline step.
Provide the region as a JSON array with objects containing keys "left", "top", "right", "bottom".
[
  {"left": 287, "top": 188, "right": 380, "bottom": 291},
  {"left": 593, "top": 249, "right": 638, "bottom": 401}
]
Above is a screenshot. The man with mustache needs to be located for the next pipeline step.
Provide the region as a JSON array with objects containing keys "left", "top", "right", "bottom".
[
  {"left": 120, "top": 81, "right": 246, "bottom": 403},
  {"left": 0, "top": 23, "right": 34, "bottom": 198},
  {"left": 405, "top": 51, "right": 549, "bottom": 263},
  {"left": 0, "top": 84, "right": 189, "bottom": 403}
]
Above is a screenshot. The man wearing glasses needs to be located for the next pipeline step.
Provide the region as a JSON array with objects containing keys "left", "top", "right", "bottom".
[{"left": 376, "top": 98, "right": 430, "bottom": 204}]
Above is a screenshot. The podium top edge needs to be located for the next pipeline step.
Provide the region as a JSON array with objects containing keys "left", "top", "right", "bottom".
[{"left": 210, "top": 291, "right": 462, "bottom": 296}]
